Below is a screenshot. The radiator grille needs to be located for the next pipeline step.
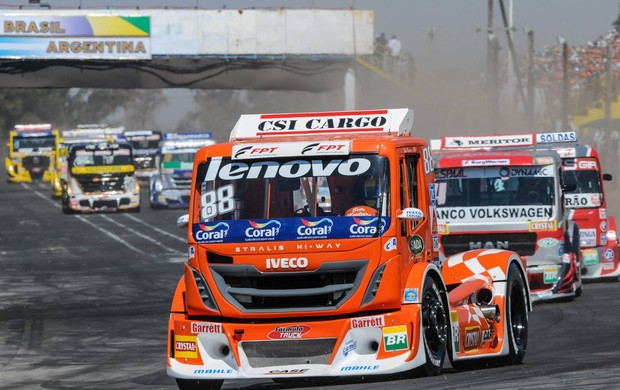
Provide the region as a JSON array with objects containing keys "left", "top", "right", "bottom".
[
  {"left": 441, "top": 232, "right": 538, "bottom": 256},
  {"left": 242, "top": 338, "right": 337, "bottom": 368}
]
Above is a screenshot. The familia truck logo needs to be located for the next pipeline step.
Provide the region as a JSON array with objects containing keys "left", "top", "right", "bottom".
[
  {"left": 245, "top": 220, "right": 281, "bottom": 240},
  {"left": 268, "top": 325, "right": 311, "bottom": 339},
  {"left": 194, "top": 222, "right": 230, "bottom": 242}
]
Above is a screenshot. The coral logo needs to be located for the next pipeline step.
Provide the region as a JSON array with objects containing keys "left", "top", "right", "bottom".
[
  {"left": 245, "top": 220, "right": 281, "bottom": 239},
  {"left": 297, "top": 218, "right": 333, "bottom": 237},
  {"left": 349, "top": 217, "right": 386, "bottom": 235},
  {"left": 195, "top": 222, "right": 229, "bottom": 241}
]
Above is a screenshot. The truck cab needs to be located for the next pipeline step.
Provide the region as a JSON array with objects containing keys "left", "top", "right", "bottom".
[
  {"left": 432, "top": 133, "right": 581, "bottom": 302},
  {"left": 167, "top": 109, "right": 531, "bottom": 389},
  {"left": 123, "top": 129, "right": 163, "bottom": 181},
  {"left": 5, "top": 123, "right": 59, "bottom": 183}
]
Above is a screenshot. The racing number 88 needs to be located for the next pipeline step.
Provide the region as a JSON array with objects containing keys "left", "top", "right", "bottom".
[
  {"left": 422, "top": 146, "right": 434, "bottom": 174},
  {"left": 200, "top": 184, "right": 235, "bottom": 220}
]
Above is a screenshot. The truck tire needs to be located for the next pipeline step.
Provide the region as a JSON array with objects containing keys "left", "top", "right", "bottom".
[
  {"left": 503, "top": 262, "right": 528, "bottom": 365},
  {"left": 416, "top": 276, "right": 448, "bottom": 376},
  {"left": 175, "top": 378, "right": 223, "bottom": 390}
]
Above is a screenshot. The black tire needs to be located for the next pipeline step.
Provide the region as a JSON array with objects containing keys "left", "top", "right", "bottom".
[
  {"left": 415, "top": 276, "right": 448, "bottom": 376},
  {"left": 61, "top": 184, "right": 74, "bottom": 215},
  {"left": 504, "top": 262, "right": 528, "bottom": 365},
  {"left": 175, "top": 378, "right": 223, "bottom": 390}
]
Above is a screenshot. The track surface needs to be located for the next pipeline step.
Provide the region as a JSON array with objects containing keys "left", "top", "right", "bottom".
[{"left": 2, "top": 176, "right": 620, "bottom": 390}]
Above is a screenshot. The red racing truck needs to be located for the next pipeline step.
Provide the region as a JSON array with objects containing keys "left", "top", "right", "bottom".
[
  {"left": 536, "top": 131, "right": 620, "bottom": 281},
  {"left": 432, "top": 133, "right": 582, "bottom": 302},
  {"left": 167, "top": 109, "right": 531, "bottom": 390}
]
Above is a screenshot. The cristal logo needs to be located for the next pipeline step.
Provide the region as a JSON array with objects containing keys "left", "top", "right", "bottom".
[
  {"left": 175, "top": 341, "right": 196, "bottom": 351},
  {"left": 268, "top": 325, "right": 311, "bottom": 340},
  {"left": 195, "top": 222, "right": 229, "bottom": 241},
  {"left": 349, "top": 217, "right": 386, "bottom": 235},
  {"left": 297, "top": 218, "right": 333, "bottom": 236},
  {"left": 246, "top": 220, "right": 281, "bottom": 238}
]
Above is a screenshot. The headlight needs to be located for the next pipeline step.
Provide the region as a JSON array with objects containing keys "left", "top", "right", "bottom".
[
  {"left": 607, "top": 229, "right": 617, "bottom": 242},
  {"left": 69, "top": 177, "right": 82, "bottom": 195},
  {"left": 154, "top": 178, "right": 163, "bottom": 192}
]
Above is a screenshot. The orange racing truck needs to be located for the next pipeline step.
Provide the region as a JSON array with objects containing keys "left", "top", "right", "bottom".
[
  {"left": 167, "top": 109, "right": 532, "bottom": 389},
  {"left": 535, "top": 131, "right": 620, "bottom": 281},
  {"left": 432, "top": 134, "right": 582, "bottom": 302}
]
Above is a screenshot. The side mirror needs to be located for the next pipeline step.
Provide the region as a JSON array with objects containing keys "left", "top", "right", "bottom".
[
  {"left": 397, "top": 207, "right": 425, "bottom": 221},
  {"left": 177, "top": 214, "right": 189, "bottom": 229},
  {"left": 603, "top": 173, "right": 613, "bottom": 181}
]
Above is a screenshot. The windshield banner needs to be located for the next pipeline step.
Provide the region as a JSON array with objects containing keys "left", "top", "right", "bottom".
[
  {"left": 71, "top": 165, "right": 134, "bottom": 174},
  {"left": 192, "top": 216, "right": 390, "bottom": 244},
  {"left": 437, "top": 206, "right": 552, "bottom": 222},
  {"left": 564, "top": 193, "right": 601, "bottom": 208}
]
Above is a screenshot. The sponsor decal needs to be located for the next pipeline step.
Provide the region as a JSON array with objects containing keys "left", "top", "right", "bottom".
[
  {"left": 265, "top": 257, "right": 308, "bottom": 270},
  {"left": 438, "top": 206, "right": 553, "bottom": 222},
  {"left": 601, "top": 233, "right": 608, "bottom": 246},
  {"left": 235, "top": 244, "right": 285, "bottom": 253},
  {"left": 604, "top": 249, "right": 615, "bottom": 262},
  {"left": 232, "top": 141, "right": 351, "bottom": 160},
  {"left": 582, "top": 249, "right": 599, "bottom": 266},
  {"left": 462, "top": 159, "right": 510, "bottom": 166},
  {"left": 400, "top": 208, "right": 424, "bottom": 219},
  {"left": 464, "top": 326, "right": 480, "bottom": 350},
  {"left": 71, "top": 164, "right": 134, "bottom": 174},
  {"left": 175, "top": 335, "right": 198, "bottom": 359},
  {"left": 348, "top": 217, "right": 386, "bottom": 237},
  {"left": 450, "top": 311, "right": 460, "bottom": 353},
  {"left": 543, "top": 268, "right": 558, "bottom": 284},
  {"left": 437, "top": 224, "right": 449, "bottom": 235},
  {"left": 481, "top": 329, "right": 495, "bottom": 344},
  {"left": 341, "top": 365, "right": 380, "bottom": 371},
  {"left": 268, "top": 325, "right": 311, "bottom": 340},
  {"left": 298, "top": 218, "right": 333, "bottom": 239},
  {"left": 534, "top": 156, "right": 554, "bottom": 165},
  {"left": 600, "top": 208, "right": 607, "bottom": 220},
  {"left": 565, "top": 193, "right": 601, "bottom": 208},
  {"left": 257, "top": 113, "right": 388, "bottom": 134},
  {"left": 384, "top": 237, "right": 397, "bottom": 252},
  {"left": 268, "top": 369, "right": 309, "bottom": 375},
  {"left": 188, "top": 246, "right": 195, "bottom": 259},
  {"left": 538, "top": 237, "right": 560, "bottom": 248},
  {"left": 193, "top": 369, "right": 233, "bottom": 374},
  {"left": 351, "top": 315, "right": 385, "bottom": 328},
  {"left": 444, "top": 134, "right": 534, "bottom": 148},
  {"left": 403, "top": 288, "right": 419, "bottom": 303},
  {"left": 469, "top": 240, "right": 508, "bottom": 250},
  {"left": 603, "top": 262, "right": 615, "bottom": 270},
  {"left": 577, "top": 160, "right": 598, "bottom": 170},
  {"left": 383, "top": 325, "right": 408, "bottom": 352},
  {"left": 191, "top": 322, "right": 223, "bottom": 334},
  {"left": 529, "top": 220, "right": 556, "bottom": 231},
  {"left": 194, "top": 222, "right": 230, "bottom": 243},
  {"left": 580, "top": 229, "right": 597, "bottom": 247},
  {"left": 342, "top": 340, "right": 357, "bottom": 357},
  {"left": 601, "top": 221, "right": 608, "bottom": 232},
  {"left": 245, "top": 220, "right": 281, "bottom": 241},
  {"left": 536, "top": 131, "right": 577, "bottom": 144},
  {"left": 409, "top": 235, "right": 424, "bottom": 255},
  {"left": 433, "top": 235, "right": 440, "bottom": 251},
  {"left": 437, "top": 168, "right": 467, "bottom": 179}
]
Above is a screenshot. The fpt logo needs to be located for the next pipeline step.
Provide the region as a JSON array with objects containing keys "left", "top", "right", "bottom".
[
  {"left": 349, "top": 217, "right": 386, "bottom": 236},
  {"left": 301, "top": 142, "right": 348, "bottom": 154},
  {"left": 194, "top": 222, "right": 230, "bottom": 242},
  {"left": 297, "top": 218, "right": 333, "bottom": 237},
  {"left": 234, "top": 145, "right": 278, "bottom": 159},
  {"left": 245, "top": 220, "right": 281, "bottom": 240}
]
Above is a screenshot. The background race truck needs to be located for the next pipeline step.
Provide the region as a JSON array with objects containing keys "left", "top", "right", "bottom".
[
  {"left": 535, "top": 131, "right": 620, "bottom": 281},
  {"left": 167, "top": 109, "right": 531, "bottom": 390},
  {"left": 51, "top": 125, "right": 125, "bottom": 197},
  {"left": 123, "top": 130, "right": 163, "bottom": 181},
  {"left": 5, "top": 123, "right": 59, "bottom": 183},
  {"left": 61, "top": 140, "right": 140, "bottom": 214},
  {"left": 432, "top": 134, "right": 581, "bottom": 302},
  {"left": 149, "top": 132, "right": 215, "bottom": 208}
]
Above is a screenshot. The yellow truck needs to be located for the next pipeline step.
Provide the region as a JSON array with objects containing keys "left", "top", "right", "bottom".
[{"left": 5, "top": 124, "right": 59, "bottom": 183}]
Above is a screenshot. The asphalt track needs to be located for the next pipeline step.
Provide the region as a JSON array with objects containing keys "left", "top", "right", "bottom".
[{"left": 2, "top": 176, "right": 620, "bottom": 390}]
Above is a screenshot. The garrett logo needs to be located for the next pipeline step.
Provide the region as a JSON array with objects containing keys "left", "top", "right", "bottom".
[
  {"left": 351, "top": 315, "right": 385, "bottom": 328},
  {"left": 268, "top": 325, "right": 311, "bottom": 340}
]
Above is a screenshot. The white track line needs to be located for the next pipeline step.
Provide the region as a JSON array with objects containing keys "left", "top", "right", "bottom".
[
  {"left": 99, "top": 214, "right": 179, "bottom": 253},
  {"left": 122, "top": 213, "right": 186, "bottom": 243}
]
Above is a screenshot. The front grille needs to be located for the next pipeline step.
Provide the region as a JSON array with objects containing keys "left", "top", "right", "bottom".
[
  {"left": 93, "top": 200, "right": 118, "bottom": 209},
  {"left": 210, "top": 260, "right": 367, "bottom": 312},
  {"left": 23, "top": 156, "right": 50, "bottom": 179},
  {"left": 133, "top": 156, "right": 156, "bottom": 169},
  {"left": 172, "top": 176, "right": 192, "bottom": 189},
  {"left": 441, "top": 232, "right": 538, "bottom": 256},
  {"left": 75, "top": 174, "right": 127, "bottom": 193},
  {"left": 242, "top": 339, "right": 337, "bottom": 368}
]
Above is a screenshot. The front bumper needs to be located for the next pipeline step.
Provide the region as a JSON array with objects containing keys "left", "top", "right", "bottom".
[
  {"left": 167, "top": 308, "right": 424, "bottom": 380},
  {"left": 67, "top": 192, "right": 140, "bottom": 213},
  {"left": 151, "top": 188, "right": 190, "bottom": 208}
]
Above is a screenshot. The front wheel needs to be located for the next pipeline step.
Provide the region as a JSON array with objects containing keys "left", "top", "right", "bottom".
[
  {"left": 503, "top": 262, "right": 529, "bottom": 365},
  {"left": 175, "top": 378, "right": 223, "bottom": 390},
  {"left": 416, "top": 276, "right": 448, "bottom": 376}
]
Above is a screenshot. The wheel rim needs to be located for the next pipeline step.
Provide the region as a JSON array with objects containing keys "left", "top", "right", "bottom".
[
  {"left": 422, "top": 287, "right": 448, "bottom": 359},
  {"left": 509, "top": 282, "right": 527, "bottom": 349}
]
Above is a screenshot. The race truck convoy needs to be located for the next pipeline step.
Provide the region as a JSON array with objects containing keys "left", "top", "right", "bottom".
[
  {"left": 123, "top": 129, "right": 163, "bottom": 181},
  {"left": 535, "top": 131, "right": 620, "bottom": 281},
  {"left": 5, "top": 123, "right": 59, "bottom": 183},
  {"left": 61, "top": 138, "right": 140, "bottom": 214},
  {"left": 166, "top": 109, "right": 532, "bottom": 390},
  {"left": 149, "top": 132, "right": 215, "bottom": 208},
  {"left": 432, "top": 133, "right": 582, "bottom": 302}
]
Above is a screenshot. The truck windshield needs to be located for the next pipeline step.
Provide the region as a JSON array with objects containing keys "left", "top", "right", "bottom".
[
  {"left": 436, "top": 166, "right": 556, "bottom": 208},
  {"left": 196, "top": 154, "right": 389, "bottom": 221},
  {"left": 161, "top": 152, "right": 195, "bottom": 170},
  {"left": 561, "top": 166, "right": 602, "bottom": 194},
  {"left": 126, "top": 134, "right": 161, "bottom": 151},
  {"left": 13, "top": 136, "right": 56, "bottom": 151},
  {"left": 69, "top": 146, "right": 133, "bottom": 167}
]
